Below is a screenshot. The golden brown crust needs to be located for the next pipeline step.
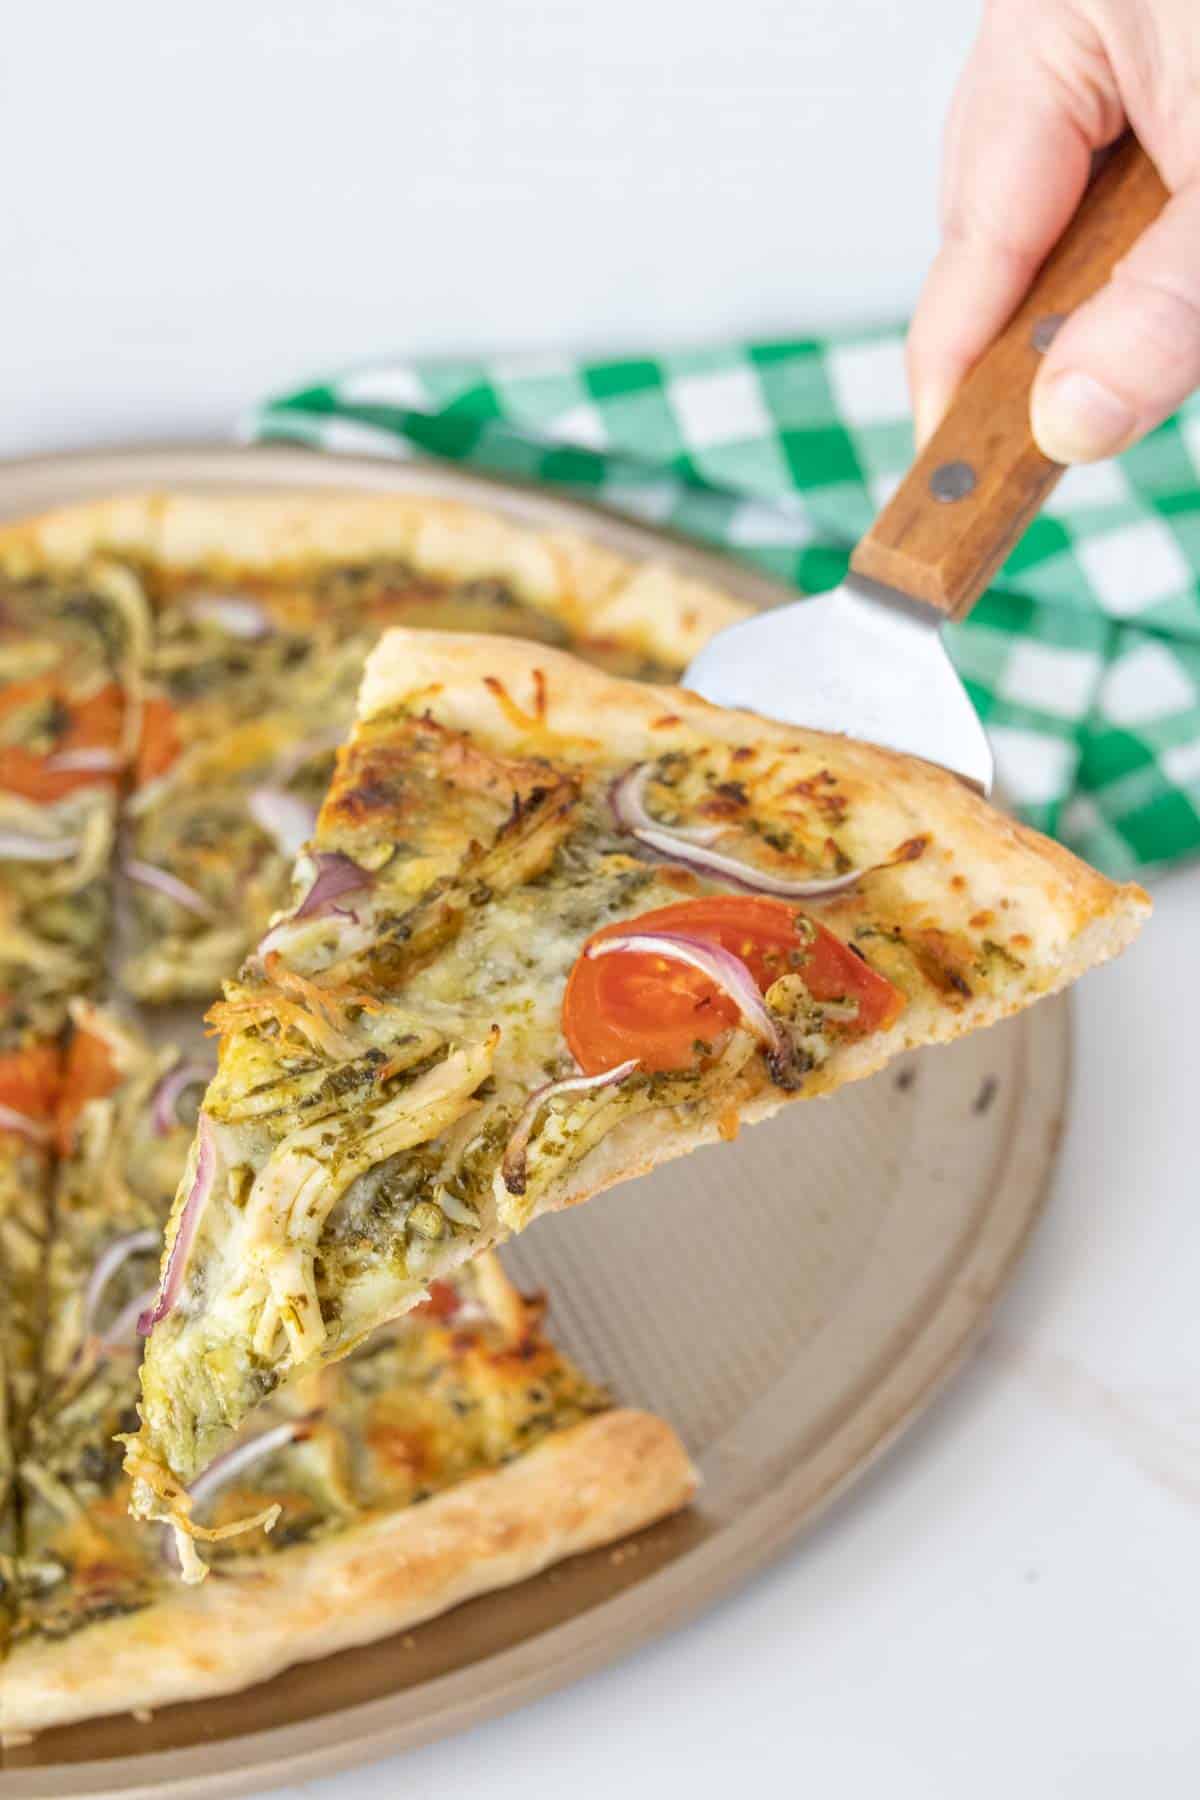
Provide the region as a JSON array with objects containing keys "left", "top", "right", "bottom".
[
  {"left": 0, "top": 494, "right": 162, "bottom": 575},
  {"left": 0, "top": 493, "right": 748, "bottom": 671},
  {"left": 5, "top": 1409, "right": 696, "bottom": 1733}
]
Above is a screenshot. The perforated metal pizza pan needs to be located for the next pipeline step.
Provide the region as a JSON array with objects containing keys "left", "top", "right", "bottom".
[{"left": 0, "top": 447, "right": 1071, "bottom": 1800}]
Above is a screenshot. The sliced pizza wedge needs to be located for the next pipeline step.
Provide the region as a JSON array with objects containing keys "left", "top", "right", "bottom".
[
  {"left": 0, "top": 553, "right": 150, "bottom": 1623},
  {"left": 0, "top": 540, "right": 137, "bottom": 1619},
  {"left": 6, "top": 1003, "right": 691, "bottom": 1730},
  {"left": 124, "top": 630, "right": 1148, "bottom": 1554}
]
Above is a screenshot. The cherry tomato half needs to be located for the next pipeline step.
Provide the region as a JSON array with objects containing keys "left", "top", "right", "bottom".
[
  {"left": 563, "top": 895, "right": 903, "bottom": 1075},
  {"left": 0, "top": 681, "right": 123, "bottom": 801}
]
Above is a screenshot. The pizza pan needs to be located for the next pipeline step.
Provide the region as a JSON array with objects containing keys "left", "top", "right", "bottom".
[{"left": 0, "top": 446, "right": 1071, "bottom": 1799}]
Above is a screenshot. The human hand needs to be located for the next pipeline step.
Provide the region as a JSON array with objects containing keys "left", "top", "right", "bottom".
[{"left": 908, "top": 0, "right": 1200, "bottom": 463}]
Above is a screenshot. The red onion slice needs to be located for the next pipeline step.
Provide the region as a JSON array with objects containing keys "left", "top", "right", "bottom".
[
  {"left": 588, "top": 929, "right": 784, "bottom": 1043},
  {"left": 184, "top": 593, "right": 274, "bottom": 639},
  {"left": 45, "top": 746, "right": 124, "bottom": 774},
  {"left": 0, "top": 830, "right": 83, "bottom": 862},
  {"left": 138, "top": 1114, "right": 218, "bottom": 1334},
  {"left": 610, "top": 763, "right": 723, "bottom": 845},
  {"left": 610, "top": 761, "right": 865, "bottom": 899},
  {"left": 0, "top": 1102, "right": 51, "bottom": 1144},
  {"left": 150, "top": 1060, "right": 213, "bottom": 1137},
  {"left": 162, "top": 1416, "right": 317, "bottom": 1572},
  {"left": 123, "top": 857, "right": 218, "bottom": 921},
  {"left": 501, "top": 1059, "right": 639, "bottom": 1195},
  {"left": 629, "top": 831, "right": 866, "bottom": 899},
  {"left": 248, "top": 786, "right": 318, "bottom": 860},
  {"left": 251, "top": 851, "right": 375, "bottom": 961},
  {"left": 293, "top": 850, "right": 374, "bottom": 920},
  {"left": 187, "top": 1416, "right": 316, "bottom": 1512},
  {"left": 81, "top": 1230, "right": 159, "bottom": 1341}
]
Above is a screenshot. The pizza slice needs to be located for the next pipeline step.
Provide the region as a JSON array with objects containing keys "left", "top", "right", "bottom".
[
  {"left": 124, "top": 630, "right": 1148, "bottom": 1555},
  {"left": 5, "top": 1005, "right": 692, "bottom": 1732},
  {"left": 0, "top": 538, "right": 142, "bottom": 1643},
  {"left": 0, "top": 555, "right": 149, "bottom": 1637}
]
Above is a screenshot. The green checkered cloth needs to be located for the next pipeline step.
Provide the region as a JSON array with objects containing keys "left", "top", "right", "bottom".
[{"left": 248, "top": 330, "right": 1200, "bottom": 880}]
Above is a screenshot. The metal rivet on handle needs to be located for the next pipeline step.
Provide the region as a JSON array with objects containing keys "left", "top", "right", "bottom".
[
  {"left": 1031, "top": 313, "right": 1066, "bottom": 353},
  {"left": 929, "top": 460, "right": 977, "bottom": 503}
]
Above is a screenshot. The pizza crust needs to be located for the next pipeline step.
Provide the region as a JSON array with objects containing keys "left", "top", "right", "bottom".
[
  {"left": 3, "top": 1409, "right": 695, "bottom": 1734},
  {"left": 0, "top": 493, "right": 748, "bottom": 671}
]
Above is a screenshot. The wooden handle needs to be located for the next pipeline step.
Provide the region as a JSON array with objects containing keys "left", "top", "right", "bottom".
[{"left": 850, "top": 137, "right": 1168, "bottom": 618}]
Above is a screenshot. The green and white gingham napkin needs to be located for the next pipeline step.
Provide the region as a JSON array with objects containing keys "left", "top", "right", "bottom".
[{"left": 248, "top": 330, "right": 1200, "bottom": 880}]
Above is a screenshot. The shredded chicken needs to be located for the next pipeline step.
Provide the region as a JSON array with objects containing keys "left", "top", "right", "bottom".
[
  {"left": 207, "top": 956, "right": 390, "bottom": 1063},
  {"left": 206, "top": 990, "right": 361, "bottom": 1062},
  {"left": 234, "top": 1034, "right": 498, "bottom": 1364}
]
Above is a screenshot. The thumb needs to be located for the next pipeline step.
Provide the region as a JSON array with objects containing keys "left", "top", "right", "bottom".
[{"left": 1031, "top": 176, "right": 1200, "bottom": 462}]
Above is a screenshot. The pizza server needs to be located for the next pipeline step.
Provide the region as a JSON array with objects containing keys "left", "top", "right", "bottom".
[{"left": 685, "top": 136, "right": 1167, "bottom": 794}]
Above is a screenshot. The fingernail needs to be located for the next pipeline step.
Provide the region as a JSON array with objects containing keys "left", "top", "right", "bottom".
[
  {"left": 1031, "top": 371, "right": 1137, "bottom": 463},
  {"left": 911, "top": 381, "right": 949, "bottom": 452}
]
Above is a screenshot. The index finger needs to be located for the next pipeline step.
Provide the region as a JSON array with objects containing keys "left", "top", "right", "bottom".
[{"left": 907, "top": 13, "right": 1101, "bottom": 445}]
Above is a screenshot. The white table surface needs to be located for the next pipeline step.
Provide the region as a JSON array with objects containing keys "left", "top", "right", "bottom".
[{"left": 4, "top": 3, "right": 1197, "bottom": 1794}]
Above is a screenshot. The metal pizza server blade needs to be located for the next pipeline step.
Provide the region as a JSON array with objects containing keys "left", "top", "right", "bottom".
[{"left": 683, "top": 573, "right": 994, "bottom": 793}]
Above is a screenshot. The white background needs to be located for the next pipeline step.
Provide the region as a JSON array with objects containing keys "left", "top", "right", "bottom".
[
  {"left": 4, "top": 4, "right": 1200, "bottom": 1797},
  {"left": 0, "top": 0, "right": 971, "bottom": 452}
]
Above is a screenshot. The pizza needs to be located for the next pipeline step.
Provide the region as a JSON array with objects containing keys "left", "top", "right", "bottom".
[
  {"left": 123, "top": 628, "right": 1148, "bottom": 1559},
  {"left": 0, "top": 490, "right": 726, "bottom": 1735},
  {"left": 0, "top": 492, "right": 741, "bottom": 1001},
  {"left": 3, "top": 1007, "right": 690, "bottom": 1731}
]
